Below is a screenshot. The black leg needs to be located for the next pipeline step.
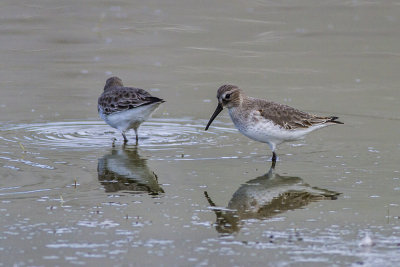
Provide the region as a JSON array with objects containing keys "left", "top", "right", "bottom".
[
  {"left": 271, "top": 159, "right": 276, "bottom": 169},
  {"left": 272, "top": 152, "right": 277, "bottom": 163},
  {"left": 122, "top": 132, "right": 128, "bottom": 144},
  {"left": 134, "top": 128, "right": 139, "bottom": 145}
]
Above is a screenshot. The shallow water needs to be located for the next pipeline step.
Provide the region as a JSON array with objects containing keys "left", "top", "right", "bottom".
[{"left": 1, "top": 0, "right": 400, "bottom": 266}]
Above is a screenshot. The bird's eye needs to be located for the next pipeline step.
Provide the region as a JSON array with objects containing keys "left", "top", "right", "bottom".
[{"left": 225, "top": 93, "right": 231, "bottom": 99}]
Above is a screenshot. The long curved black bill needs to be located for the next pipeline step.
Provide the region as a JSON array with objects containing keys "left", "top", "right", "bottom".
[{"left": 205, "top": 103, "right": 223, "bottom": 130}]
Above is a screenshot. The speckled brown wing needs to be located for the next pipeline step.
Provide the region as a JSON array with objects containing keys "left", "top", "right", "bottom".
[
  {"left": 98, "top": 87, "right": 164, "bottom": 115},
  {"left": 256, "top": 100, "right": 339, "bottom": 130}
]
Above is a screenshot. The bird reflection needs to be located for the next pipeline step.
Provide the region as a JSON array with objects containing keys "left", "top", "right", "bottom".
[
  {"left": 97, "top": 146, "right": 164, "bottom": 195},
  {"left": 205, "top": 162, "right": 340, "bottom": 235}
]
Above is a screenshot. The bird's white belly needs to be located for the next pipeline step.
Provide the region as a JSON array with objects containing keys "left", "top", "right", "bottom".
[
  {"left": 99, "top": 103, "right": 161, "bottom": 131},
  {"left": 240, "top": 120, "right": 297, "bottom": 145},
  {"left": 230, "top": 111, "right": 326, "bottom": 146}
]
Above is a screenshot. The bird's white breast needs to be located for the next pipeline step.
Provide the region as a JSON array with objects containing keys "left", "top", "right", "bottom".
[
  {"left": 228, "top": 108, "right": 327, "bottom": 146},
  {"left": 99, "top": 103, "right": 161, "bottom": 131}
]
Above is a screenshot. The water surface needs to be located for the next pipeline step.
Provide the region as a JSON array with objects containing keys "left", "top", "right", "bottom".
[{"left": 1, "top": 0, "right": 400, "bottom": 266}]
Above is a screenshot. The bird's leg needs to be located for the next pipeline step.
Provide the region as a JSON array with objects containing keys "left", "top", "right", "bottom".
[
  {"left": 272, "top": 151, "right": 277, "bottom": 163},
  {"left": 134, "top": 128, "right": 139, "bottom": 145},
  {"left": 268, "top": 142, "right": 277, "bottom": 164},
  {"left": 122, "top": 131, "right": 128, "bottom": 144}
]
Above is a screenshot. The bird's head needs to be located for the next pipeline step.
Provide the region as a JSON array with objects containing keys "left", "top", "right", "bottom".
[
  {"left": 205, "top": 84, "right": 243, "bottom": 130},
  {"left": 104, "top": 77, "right": 124, "bottom": 91}
]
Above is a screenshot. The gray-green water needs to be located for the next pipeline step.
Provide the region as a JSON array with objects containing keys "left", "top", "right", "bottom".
[{"left": 1, "top": 0, "right": 400, "bottom": 266}]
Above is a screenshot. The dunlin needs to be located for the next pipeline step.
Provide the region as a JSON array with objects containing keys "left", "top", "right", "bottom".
[
  {"left": 98, "top": 77, "right": 165, "bottom": 143},
  {"left": 205, "top": 85, "right": 343, "bottom": 162}
]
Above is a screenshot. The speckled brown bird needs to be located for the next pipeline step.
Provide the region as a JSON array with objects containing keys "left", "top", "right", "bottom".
[
  {"left": 98, "top": 77, "right": 164, "bottom": 143},
  {"left": 205, "top": 85, "right": 343, "bottom": 162}
]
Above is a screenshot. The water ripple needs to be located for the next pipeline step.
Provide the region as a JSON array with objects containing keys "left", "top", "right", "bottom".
[{"left": 0, "top": 118, "right": 236, "bottom": 150}]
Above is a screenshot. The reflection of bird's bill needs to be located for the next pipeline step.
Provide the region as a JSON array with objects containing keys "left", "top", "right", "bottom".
[
  {"left": 204, "top": 191, "right": 241, "bottom": 235},
  {"left": 97, "top": 146, "right": 164, "bottom": 195},
  {"left": 205, "top": 103, "right": 223, "bottom": 130}
]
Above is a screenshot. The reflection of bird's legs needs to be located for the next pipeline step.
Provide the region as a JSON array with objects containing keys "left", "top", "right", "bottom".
[
  {"left": 271, "top": 157, "right": 276, "bottom": 169},
  {"left": 266, "top": 159, "right": 276, "bottom": 177}
]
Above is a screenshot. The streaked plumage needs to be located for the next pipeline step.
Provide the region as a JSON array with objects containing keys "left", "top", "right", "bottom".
[
  {"left": 205, "top": 85, "right": 343, "bottom": 162},
  {"left": 98, "top": 77, "right": 165, "bottom": 143}
]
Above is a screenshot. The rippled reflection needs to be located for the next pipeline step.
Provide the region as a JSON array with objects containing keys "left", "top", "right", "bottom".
[
  {"left": 205, "top": 163, "right": 340, "bottom": 235},
  {"left": 97, "top": 146, "right": 164, "bottom": 195}
]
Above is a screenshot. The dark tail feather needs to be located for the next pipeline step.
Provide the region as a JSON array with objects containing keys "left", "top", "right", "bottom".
[
  {"left": 140, "top": 96, "right": 165, "bottom": 106},
  {"left": 147, "top": 96, "right": 165, "bottom": 103},
  {"left": 328, "top": 116, "right": 344, "bottom": 124}
]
